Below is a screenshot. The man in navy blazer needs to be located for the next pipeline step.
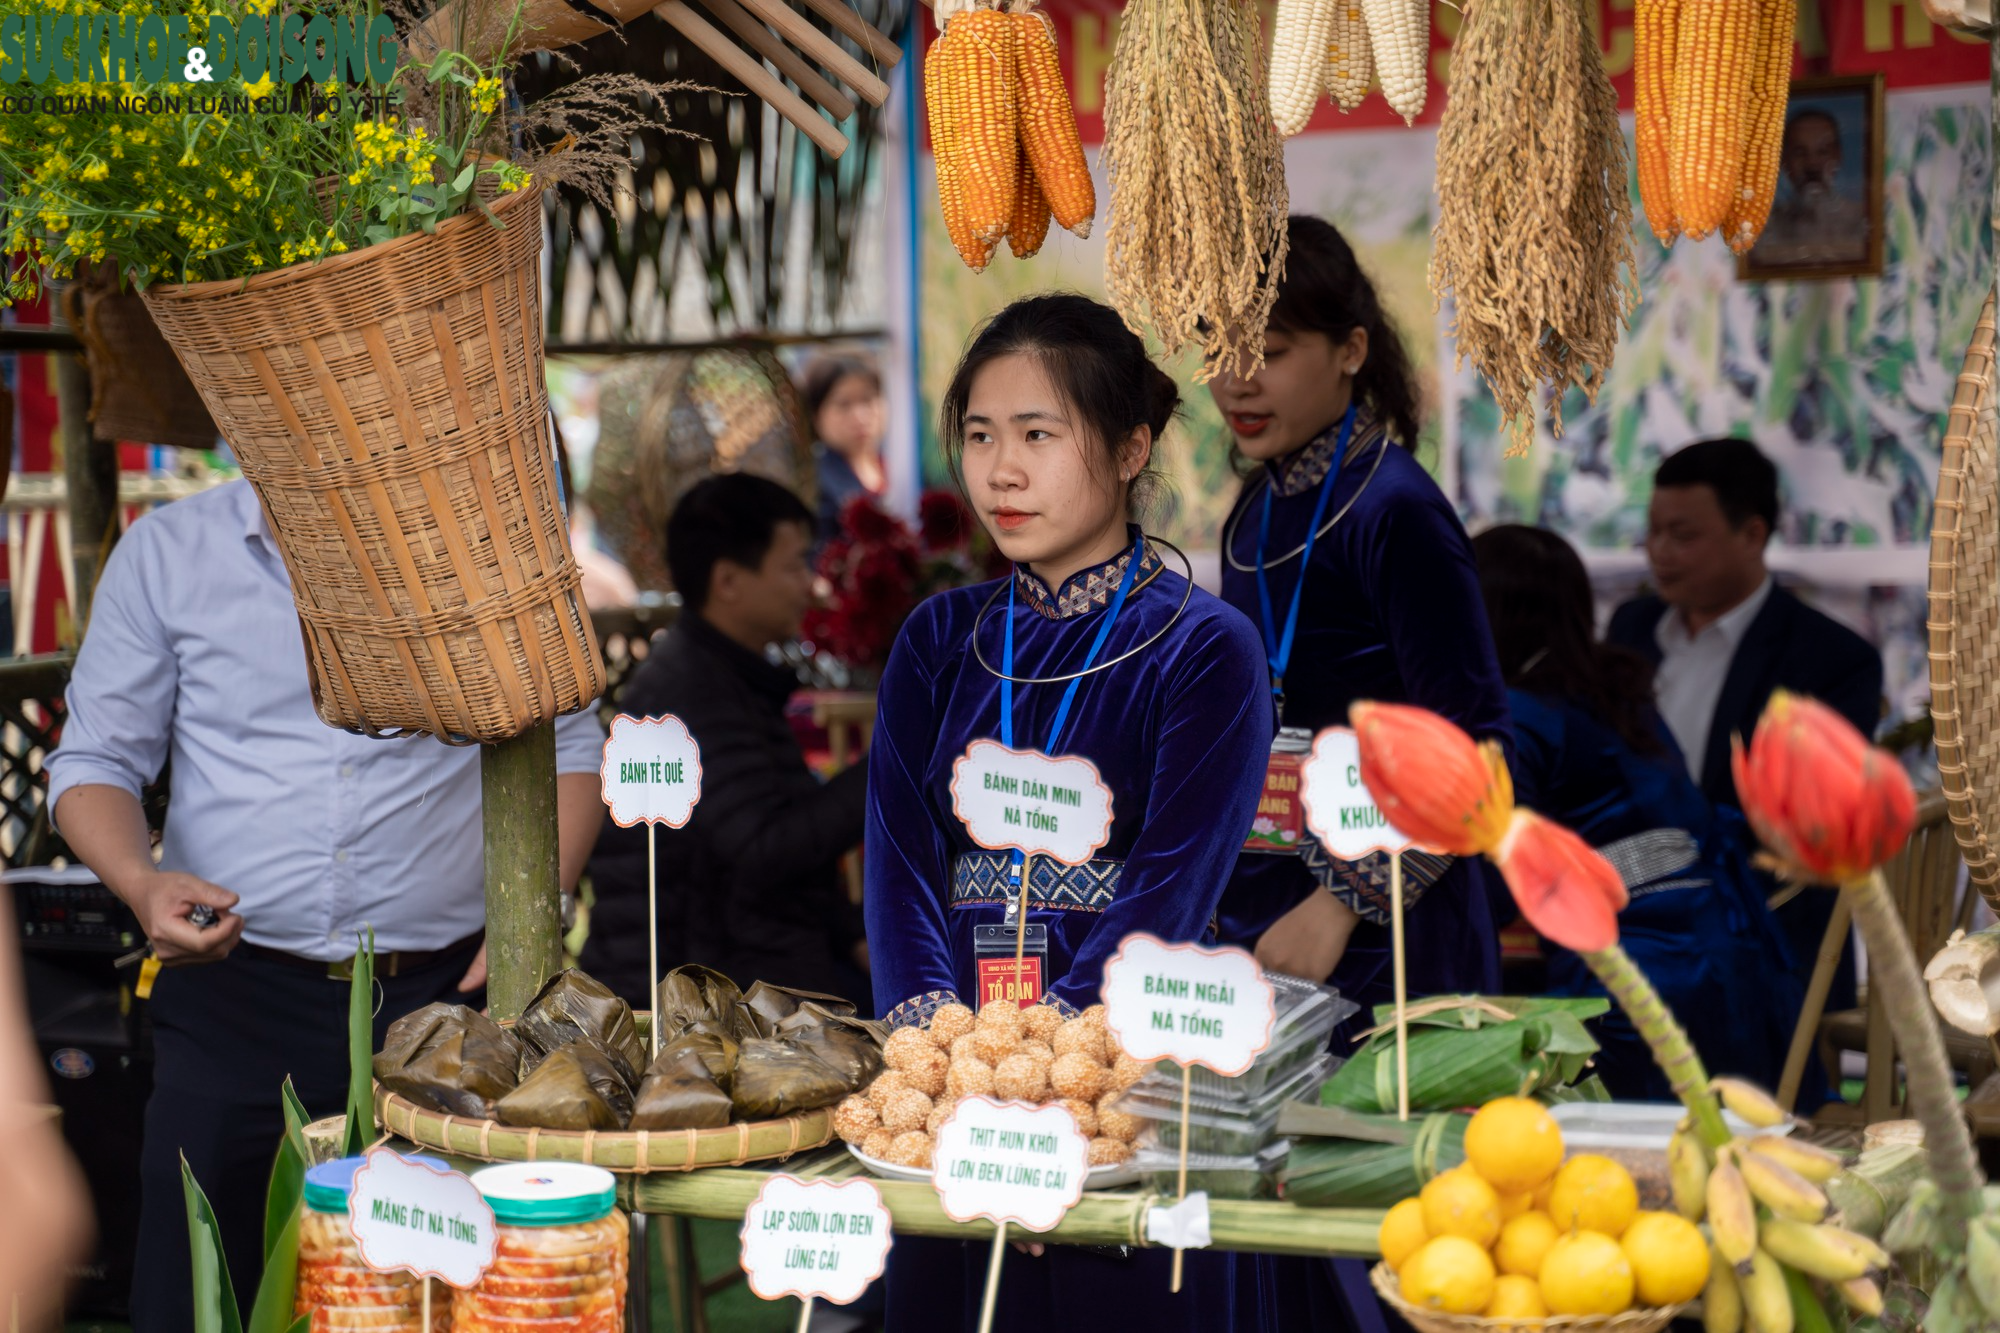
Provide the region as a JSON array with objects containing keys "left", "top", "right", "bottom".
[{"left": 1609, "top": 439, "right": 1883, "bottom": 1023}]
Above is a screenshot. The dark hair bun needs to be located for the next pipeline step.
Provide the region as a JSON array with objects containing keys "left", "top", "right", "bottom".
[{"left": 1144, "top": 364, "right": 1181, "bottom": 440}]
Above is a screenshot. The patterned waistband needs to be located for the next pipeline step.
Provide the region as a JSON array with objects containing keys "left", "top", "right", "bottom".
[{"left": 951, "top": 851, "right": 1123, "bottom": 913}]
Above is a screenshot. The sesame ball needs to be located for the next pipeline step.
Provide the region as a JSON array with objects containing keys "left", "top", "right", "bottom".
[
  {"left": 970, "top": 1025, "right": 1019, "bottom": 1067},
  {"left": 1020, "top": 1004, "right": 1064, "bottom": 1042},
  {"left": 884, "top": 1026, "right": 938, "bottom": 1071},
  {"left": 887, "top": 1131, "right": 935, "bottom": 1169},
  {"left": 882, "top": 1087, "right": 933, "bottom": 1135},
  {"left": 862, "top": 1128, "right": 896, "bottom": 1160},
  {"left": 977, "top": 1000, "right": 1025, "bottom": 1036},
  {"left": 926, "top": 1101, "right": 953, "bottom": 1135},
  {"left": 994, "top": 1053, "right": 1052, "bottom": 1103},
  {"left": 950, "top": 1033, "right": 981, "bottom": 1062},
  {"left": 865, "top": 1070, "right": 912, "bottom": 1111},
  {"left": 1095, "top": 1092, "right": 1142, "bottom": 1142},
  {"left": 1018, "top": 1040, "right": 1055, "bottom": 1067},
  {"left": 899, "top": 1044, "right": 949, "bottom": 1099},
  {"left": 1050, "top": 1052, "right": 1109, "bottom": 1102},
  {"left": 1056, "top": 1097, "right": 1099, "bottom": 1138},
  {"left": 1108, "top": 1052, "right": 1151, "bottom": 1092},
  {"left": 1080, "top": 1004, "right": 1109, "bottom": 1026},
  {"left": 928, "top": 1003, "right": 977, "bottom": 1049},
  {"left": 946, "top": 1058, "right": 995, "bottom": 1100},
  {"left": 832, "top": 1096, "right": 880, "bottom": 1145},
  {"left": 1051, "top": 1019, "right": 1108, "bottom": 1065},
  {"left": 1087, "top": 1136, "right": 1133, "bottom": 1167}
]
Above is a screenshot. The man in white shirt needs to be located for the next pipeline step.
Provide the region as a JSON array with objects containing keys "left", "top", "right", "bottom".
[
  {"left": 48, "top": 480, "right": 606, "bottom": 1331},
  {"left": 1608, "top": 439, "right": 1882, "bottom": 1082}
]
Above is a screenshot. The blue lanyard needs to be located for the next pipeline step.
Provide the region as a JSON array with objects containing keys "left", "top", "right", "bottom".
[
  {"left": 1256, "top": 404, "right": 1356, "bottom": 707},
  {"left": 998, "top": 532, "right": 1146, "bottom": 889}
]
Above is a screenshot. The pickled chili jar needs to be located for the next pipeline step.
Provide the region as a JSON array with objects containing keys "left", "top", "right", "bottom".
[
  {"left": 297, "top": 1156, "right": 452, "bottom": 1332},
  {"left": 453, "top": 1163, "right": 628, "bottom": 1333}
]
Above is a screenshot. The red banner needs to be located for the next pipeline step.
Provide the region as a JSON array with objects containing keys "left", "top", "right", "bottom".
[{"left": 919, "top": 0, "right": 1988, "bottom": 148}]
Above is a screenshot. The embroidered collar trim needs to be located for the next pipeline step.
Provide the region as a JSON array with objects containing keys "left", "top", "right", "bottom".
[{"left": 1013, "top": 534, "right": 1166, "bottom": 621}]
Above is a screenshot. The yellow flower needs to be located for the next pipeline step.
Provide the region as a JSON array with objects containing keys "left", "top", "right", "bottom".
[{"left": 243, "top": 75, "right": 275, "bottom": 100}]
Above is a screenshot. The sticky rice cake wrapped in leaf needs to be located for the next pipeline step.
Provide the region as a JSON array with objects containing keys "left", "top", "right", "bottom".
[
  {"left": 493, "top": 1037, "right": 635, "bottom": 1131},
  {"left": 373, "top": 1002, "right": 524, "bottom": 1119},
  {"left": 655, "top": 965, "right": 749, "bottom": 1043},
  {"left": 513, "top": 967, "right": 647, "bottom": 1086},
  {"left": 774, "top": 1004, "right": 886, "bottom": 1089},
  {"left": 629, "top": 1033, "right": 741, "bottom": 1130},
  {"left": 730, "top": 1038, "right": 857, "bottom": 1119},
  {"left": 739, "top": 981, "right": 856, "bottom": 1038}
]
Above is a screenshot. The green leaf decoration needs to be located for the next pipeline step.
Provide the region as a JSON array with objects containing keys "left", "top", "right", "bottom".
[
  {"left": 261, "top": 1130, "right": 304, "bottom": 1264},
  {"left": 280, "top": 1078, "right": 310, "bottom": 1166},
  {"left": 344, "top": 928, "right": 376, "bottom": 1158},
  {"left": 246, "top": 1200, "right": 303, "bottom": 1333},
  {"left": 182, "top": 1155, "right": 244, "bottom": 1333}
]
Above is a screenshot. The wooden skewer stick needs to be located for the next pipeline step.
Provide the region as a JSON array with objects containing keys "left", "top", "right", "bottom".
[
  {"left": 794, "top": 0, "right": 904, "bottom": 66},
  {"left": 735, "top": 0, "right": 891, "bottom": 104},
  {"left": 655, "top": 0, "right": 851, "bottom": 157},
  {"left": 696, "top": 0, "right": 858, "bottom": 120}
]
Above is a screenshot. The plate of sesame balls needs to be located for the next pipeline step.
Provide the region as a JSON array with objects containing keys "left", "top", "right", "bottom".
[{"left": 836, "top": 1000, "right": 1152, "bottom": 1186}]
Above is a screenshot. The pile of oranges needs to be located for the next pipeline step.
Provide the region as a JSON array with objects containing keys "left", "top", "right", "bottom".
[{"left": 1380, "top": 1097, "right": 1711, "bottom": 1320}]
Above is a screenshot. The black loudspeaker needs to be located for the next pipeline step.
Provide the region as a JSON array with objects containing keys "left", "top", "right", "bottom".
[{"left": 24, "top": 946, "right": 152, "bottom": 1319}]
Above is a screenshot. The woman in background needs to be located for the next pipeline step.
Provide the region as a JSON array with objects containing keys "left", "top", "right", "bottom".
[
  {"left": 1473, "top": 524, "right": 1800, "bottom": 1098},
  {"left": 803, "top": 353, "right": 889, "bottom": 543}
]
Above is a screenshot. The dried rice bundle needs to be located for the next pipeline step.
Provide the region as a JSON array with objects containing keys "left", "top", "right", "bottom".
[
  {"left": 1102, "top": 0, "right": 1289, "bottom": 379},
  {"left": 1428, "top": 0, "right": 1636, "bottom": 456}
]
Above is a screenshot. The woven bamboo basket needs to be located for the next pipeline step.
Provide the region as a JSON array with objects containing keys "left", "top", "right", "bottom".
[
  {"left": 374, "top": 1086, "right": 833, "bottom": 1173},
  {"left": 1369, "top": 1265, "right": 1687, "bottom": 1333},
  {"left": 63, "top": 270, "right": 218, "bottom": 449},
  {"left": 1926, "top": 290, "right": 2000, "bottom": 910},
  {"left": 140, "top": 183, "right": 603, "bottom": 743}
]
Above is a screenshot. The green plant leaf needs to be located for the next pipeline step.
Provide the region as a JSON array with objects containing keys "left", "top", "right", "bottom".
[
  {"left": 452, "top": 163, "right": 476, "bottom": 192},
  {"left": 344, "top": 928, "right": 376, "bottom": 1158},
  {"left": 246, "top": 1198, "right": 303, "bottom": 1333},
  {"left": 261, "top": 1130, "right": 304, "bottom": 1262},
  {"left": 280, "top": 1078, "right": 310, "bottom": 1166},
  {"left": 182, "top": 1156, "right": 244, "bottom": 1333}
]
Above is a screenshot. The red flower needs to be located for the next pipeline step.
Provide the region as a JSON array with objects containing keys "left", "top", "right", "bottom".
[
  {"left": 919, "top": 489, "right": 975, "bottom": 552},
  {"left": 1493, "top": 810, "right": 1628, "bottom": 952},
  {"left": 1731, "top": 691, "right": 1918, "bottom": 884},
  {"left": 843, "top": 495, "right": 902, "bottom": 544},
  {"left": 1349, "top": 702, "right": 1515, "bottom": 856}
]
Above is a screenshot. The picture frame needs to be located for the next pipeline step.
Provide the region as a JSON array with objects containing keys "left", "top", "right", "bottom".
[{"left": 1738, "top": 72, "right": 1886, "bottom": 283}]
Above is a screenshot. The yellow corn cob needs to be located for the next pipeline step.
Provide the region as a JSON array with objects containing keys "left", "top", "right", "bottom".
[
  {"left": 1635, "top": 0, "right": 1680, "bottom": 244},
  {"left": 1669, "top": 0, "right": 1757, "bottom": 239},
  {"left": 927, "top": 27, "right": 995, "bottom": 271},
  {"left": 1006, "top": 151, "right": 1052, "bottom": 257},
  {"left": 1271, "top": 0, "right": 1338, "bottom": 136},
  {"left": 936, "top": 6, "right": 1019, "bottom": 248},
  {"left": 1723, "top": 0, "right": 1796, "bottom": 253},
  {"left": 1323, "top": 0, "right": 1374, "bottom": 113},
  {"left": 1359, "top": 0, "right": 1426, "bottom": 123},
  {"left": 1012, "top": 7, "right": 1095, "bottom": 238}
]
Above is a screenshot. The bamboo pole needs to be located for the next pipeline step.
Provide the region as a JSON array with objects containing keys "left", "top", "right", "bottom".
[
  {"left": 655, "top": 0, "right": 852, "bottom": 157},
  {"left": 694, "top": 0, "right": 859, "bottom": 120},
  {"left": 793, "top": 0, "right": 904, "bottom": 66},
  {"left": 1779, "top": 886, "right": 1854, "bottom": 1110},
  {"left": 482, "top": 722, "right": 562, "bottom": 1022},
  {"left": 734, "top": 0, "right": 891, "bottom": 103}
]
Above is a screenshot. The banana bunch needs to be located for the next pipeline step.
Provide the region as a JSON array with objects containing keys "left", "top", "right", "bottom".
[
  {"left": 1668, "top": 1079, "right": 1888, "bottom": 1333},
  {"left": 1877, "top": 1180, "right": 2000, "bottom": 1332}
]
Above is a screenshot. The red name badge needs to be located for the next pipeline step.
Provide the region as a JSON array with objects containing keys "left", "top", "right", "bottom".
[
  {"left": 976, "top": 954, "right": 1044, "bottom": 1008},
  {"left": 1244, "top": 749, "right": 1306, "bottom": 854}
]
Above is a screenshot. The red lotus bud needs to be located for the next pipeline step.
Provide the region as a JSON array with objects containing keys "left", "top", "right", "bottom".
[
  {"left": 1731, "top": 691, "right": 1918, "bottom": 884},
  {"left": 1349, "top": 702, "right": 1515, "bottom": 856},
  {"left": 1493, "top": 810, "right": 1627, "bottom": 953}
]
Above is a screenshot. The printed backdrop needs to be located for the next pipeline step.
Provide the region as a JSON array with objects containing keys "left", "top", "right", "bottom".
[{"left": 910, "top": 0, "right": 1992, "bottom": 730}]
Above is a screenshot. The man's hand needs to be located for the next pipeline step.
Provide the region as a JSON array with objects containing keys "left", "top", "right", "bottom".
[
  {"left": 1254, "top": 889, "right": 1359, "bottom": 983},
  {"left": 124, "top": 870, "right": 243, "bottom": 965},
  {"left": 457, "top": 942, "right": 488, "bottom": 994}
]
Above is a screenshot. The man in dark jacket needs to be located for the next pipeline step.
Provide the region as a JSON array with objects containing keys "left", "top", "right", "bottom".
[
  {"left": 581, "top": 474, "right": 868, "bottom": 1007},
  {"left": 1608, "top": 438, "right": 1883, "bottom": 1025}
]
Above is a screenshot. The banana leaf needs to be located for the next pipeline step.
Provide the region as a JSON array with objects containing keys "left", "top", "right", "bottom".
[
  {"left": 516, "top": 968, "right": 647, "bottom": 1086},
  {"left": 373, "top": 1003, "right": 524, "bottom": 1119},
  {"left": 630, "top": 1033, "right": 739, "bottom": 1131},
  {"left": 495, "top": 1037, "right": 636, "bottom": 1130},
  {"left": 740, "top": 981, "right": 856, "bottom": 1038},
  {"left": 344, "top": 930, "right": 375, "bottom": 1158},
  {"left": 729, "top": 1038, "right": 855, "bottom": 1119},
  {"left": 1280, "top": 1111, "right": 1471, "bottom": 1208},
  {"left": 1323, "top": 996, "right": 1608, "bottom": 1114},
  {"left": 655, "top": 964, "right": 749, "bottom": 1044}
]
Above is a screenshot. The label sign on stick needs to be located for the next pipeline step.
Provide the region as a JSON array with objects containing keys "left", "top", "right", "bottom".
[
  {"left": 346, "top": 1149, "right": 496, "bottom": 1288},
  {"left": 950, "top": 739, "right": 1114, "bottom": 866},
  {"left": 739, "top": 1175, "right": 892, "bottom": 1304},
  {"left": 1299, "top": 726, "right": 1416, "bottom": 860},
  {"left": 932, "top": 1097, "right": 1090, "bottom": 1233},
  {"left": 599, "top": 714, "right": 703, "bottom": 828},
  {"left": 1100, "top": 934, "right": 1277, "bottom": 1076}
]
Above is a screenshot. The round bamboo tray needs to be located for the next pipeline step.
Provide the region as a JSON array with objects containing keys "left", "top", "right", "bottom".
[
  {"left": 1369, "top": 1264, "right": 1687, "bottom": 1333},
  {"left": 1927, "top": 289, "right": 2000, "bottom": 910},
  {"left": 141, "top": 182, "right": 603, "bottom": 744},
  {"left": 374, "top": 1084, "right": 833, "bottom": 1174}
]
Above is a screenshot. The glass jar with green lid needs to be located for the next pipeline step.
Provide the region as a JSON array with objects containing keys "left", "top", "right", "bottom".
[
  {"left": 453, "top": 1163, "right": 627, "bottom": 1332},
  {"left": 297, "top": 1155, "right": 452, "bottom": 1331}
]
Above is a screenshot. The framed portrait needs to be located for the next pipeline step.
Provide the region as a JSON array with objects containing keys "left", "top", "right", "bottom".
[{"left": 1738, "top": 73, "right": 1885, "bottom": 282}]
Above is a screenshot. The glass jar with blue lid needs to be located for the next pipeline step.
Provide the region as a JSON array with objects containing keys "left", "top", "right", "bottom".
[
  {"left": 453, "top": 1162, "right": 627, "bottom": 1332},
  {"left": 297, "top": 1154, "right": 452, "bottom": 1331}
]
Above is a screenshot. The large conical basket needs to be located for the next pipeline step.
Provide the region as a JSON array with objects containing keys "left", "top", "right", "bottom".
[{"left": 141, "top": 183, "right": 604, "bottom": 743}]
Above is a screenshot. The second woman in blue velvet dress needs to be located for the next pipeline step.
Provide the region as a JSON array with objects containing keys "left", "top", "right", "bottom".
[{"left": 864, "top": 294, "right": 1271, "bottom": 1331}]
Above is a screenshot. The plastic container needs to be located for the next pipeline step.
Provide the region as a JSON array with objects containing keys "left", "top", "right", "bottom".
[
  {"left": 1124, "top": 1047, "right": 1332, "bottom": 1118},
  {"left": 1145, "top": 974, "right": 1354, "bottom": 1100},
  {"left": 1132, "top": 1138, "right": 1291, "bottom": 1200},
  {"left": 296, "top": 1156, "right": 452, "bottom": 1333},
  {"left": 455, "top": 1163, "right": 628, "bottom": 1333},
  {"left": 1119, "top": 1055, "right": 1332, "bottom": 1155}
]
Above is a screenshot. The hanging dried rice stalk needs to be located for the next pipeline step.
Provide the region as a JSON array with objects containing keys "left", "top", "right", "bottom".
[
  {"left": 1102, "top": 0, "right": 1288, "bottom": 379},
  {"left": 1429, "top": 0, "right": 1636, "bottom": 455}
]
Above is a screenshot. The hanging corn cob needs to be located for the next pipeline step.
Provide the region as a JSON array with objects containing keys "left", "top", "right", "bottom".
[
  {"left": 1634, "top": 0, "right": 1680, "bottom": 244},
  {"left": 1359, "top": 0, "right": 1427, "bottom": 123},
  {"left": 927, "top": 14, "right": 998, "bottom": 271},
  {"left": 1723, "top": 0, "right": 1797, "bottom": 253},
  {"left": 1668, "top": 0, "right": 1757, "bottom": 239},
  {"left": 1012, "top": 4, "right": 1096, "bottom": 238},
  {"left": 1323, "top": 0, "right": 1374, "bottom": 113},
  {"left": 1007, "top": 152, "right": 1054, "bottom": 257},
  {"left": 1270, "top": 0, "right": 1338, "bottom": 136}
]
